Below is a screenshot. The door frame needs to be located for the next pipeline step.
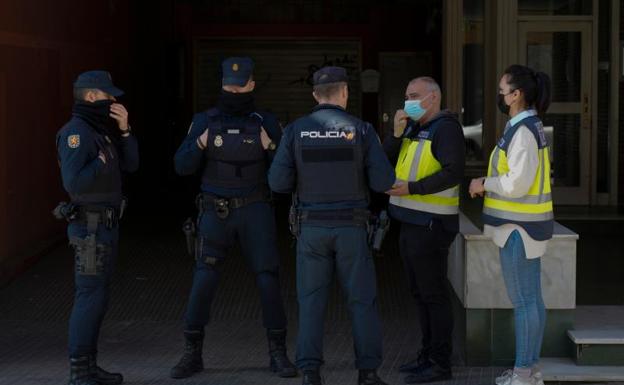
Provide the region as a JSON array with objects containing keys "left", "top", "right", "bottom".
[
  {"left": 377, "top": 51, "right": 433, "bottom": 132},
  {"left": 518, "top": 21, "right": 593, "bottom": 205}
]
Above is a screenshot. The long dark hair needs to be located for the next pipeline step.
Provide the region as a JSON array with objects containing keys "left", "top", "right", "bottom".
[{"left": 503, "top": 64, "right": 551, "bottom": 115}]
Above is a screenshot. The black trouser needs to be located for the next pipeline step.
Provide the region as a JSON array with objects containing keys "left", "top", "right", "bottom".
[{"left": 399, "top": 220, "right": 457, "bottom": 369}]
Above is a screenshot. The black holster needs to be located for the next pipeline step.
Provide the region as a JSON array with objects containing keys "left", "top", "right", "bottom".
[
  {"left": 288, "top": 203, "right": 300, "bottom": 237},
  {"left": 368, "top": 210, "right": 390, "bottom": 251},
  {"left": 182, "top": 217, "right": 197, "bottom": 258},
  {"left": 61, "top": 204, "right": 120, "bottom": 276},
  {"left": 69, "top": 211, "right": 102, "bottom": 276},
  {"left": 52, "top": 202, "right": 78, "bottom": 222}
]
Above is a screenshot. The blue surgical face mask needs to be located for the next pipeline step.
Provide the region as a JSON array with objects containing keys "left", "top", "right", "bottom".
[{"left": 404, "top": 94, "right": 431, "bottom": 121}]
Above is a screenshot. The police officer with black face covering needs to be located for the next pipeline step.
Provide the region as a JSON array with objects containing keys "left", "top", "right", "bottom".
[
  {"left": 268, "top": 66, "right": 395, "bottom": 385},
  {"left": 172, "top": 57, "right": 296, "bottom": 380},
  {"left": 56, "top": 71, "right": 139, "bottom": 385}
]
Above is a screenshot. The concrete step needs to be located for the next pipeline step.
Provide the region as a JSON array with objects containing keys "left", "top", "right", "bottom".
[
  {"left": 540, "top": 357, "right": 624, "bottom": 382},
  {"left": 568, "top": 329, "right": 624, "bottom": 366}
]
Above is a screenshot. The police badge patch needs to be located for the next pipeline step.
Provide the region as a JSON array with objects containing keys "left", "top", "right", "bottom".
[
  {"left": 214, "top": 135, "right": 224, "bottom": 147},
  {"left": 68, "top": 135, "right": 80, "bottom": 148}
]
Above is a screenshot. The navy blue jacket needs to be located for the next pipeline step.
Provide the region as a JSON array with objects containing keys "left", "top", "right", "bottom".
[
  {"left": 174, "top": 108, "right": 282, "bottom": 198},
  {"left": 268, "top": 104, "right": 395, "bottom": 210},
  {"left": 57, "top": 116, "right": 139, "bottom": 206}
]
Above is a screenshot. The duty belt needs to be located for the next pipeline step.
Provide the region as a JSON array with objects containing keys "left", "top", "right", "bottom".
[
  {"left": 51, "top": 203, "right": 122, "bottom": 276},
  {"left": 74, "top": 205, "right": 120, "bottom": 229},
  {"left": 299, "top": 208, "right": 371, "bottom": 226},
  {"left": 196, "top": 190, "right": 270, "bottom": 219},
  {"left": 53, "top": 202, "right": 123, "bottom": 229}
]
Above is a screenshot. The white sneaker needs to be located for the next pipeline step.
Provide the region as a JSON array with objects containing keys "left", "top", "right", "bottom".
[
  {"left": 533, "top": 370, "right": 545, "bottom": 385},
  {"left": 495, "top": 369, "right": 513, "bottom": 385},
  {"left": 495, "top": 370, "right": 536, "bottom": 385}
]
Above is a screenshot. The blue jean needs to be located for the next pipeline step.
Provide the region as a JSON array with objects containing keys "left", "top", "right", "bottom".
[
  {"left": 184, "top": 201, "right": 286, "bottom": 331},
  {"left": 67, "top": 221, "right": 119, "bottom": 358},
  {"left": 295, "top": 225, "right": 382, "bottom": 370},
  {"left": 499, "top": 230, "right": 546, "bottom": 368}
]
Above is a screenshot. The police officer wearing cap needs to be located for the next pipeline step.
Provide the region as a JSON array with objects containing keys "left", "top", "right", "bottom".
[
  {"left": 172, "top": 57, "right": 296, "bottom": 379},
  {"left": 56, "top": 71, "right": 139, "bottom": 385},
  {"left": 269, "top": 66, "right": 395, "bottom": 385}
]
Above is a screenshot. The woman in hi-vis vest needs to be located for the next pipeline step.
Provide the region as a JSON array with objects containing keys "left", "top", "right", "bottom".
[{"left": 469, "top": 65, "right": 553, "bottom": 385}]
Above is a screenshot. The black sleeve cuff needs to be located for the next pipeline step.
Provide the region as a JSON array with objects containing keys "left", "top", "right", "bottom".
[{"left": 408, "top": 181, "right": 423, "bottom": 195}]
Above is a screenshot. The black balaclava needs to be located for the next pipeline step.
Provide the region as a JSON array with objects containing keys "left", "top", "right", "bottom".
[{"left": 217, "top": 90, "right": 256, "bottom": 116}]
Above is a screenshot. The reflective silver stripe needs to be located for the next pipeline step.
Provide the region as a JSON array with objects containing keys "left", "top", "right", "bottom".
[
  {"left": 490, "top": 148, "right": 500, "bottom": 177},
  {"left": 539, "top": 148, "right": 545, "bottom": 196},
  {"left": 391, "top": 199, "right": 459, "bottom": 215},
  {"left": 433, "top": 186, "right": 459, "bottom": 198},
  {"left": 407, "top": 140, "right": 426, "bottom": 181},
  {"left": 486, "top": 192, "right": 552, "bottom": 204},
  {"left": 483, "top": 206, "right": 554, "bottom": 222},
  {"left": 389, "top": 195, "right": 401, "bottom": 206}
]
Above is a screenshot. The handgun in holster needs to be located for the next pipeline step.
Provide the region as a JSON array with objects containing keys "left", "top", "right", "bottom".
[
  {"left": 182, "top": 217, "right": 197, "bottom": 258},
  {"left": 288, "top": 193, "right": 300, "bottom": 237},
  {"left": 70, "top": 211, "right": 101, "bottom": 275},
  {"left": 52, "top": 202, "right": 77, "bottom": 222},
  {"left": 370, "top": 210, "right": 390, "bottom": 252}
]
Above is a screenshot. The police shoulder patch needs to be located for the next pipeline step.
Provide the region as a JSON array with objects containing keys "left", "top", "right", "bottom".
[{"left": 67, "top": 134, "right": 80, "bottom": 149}]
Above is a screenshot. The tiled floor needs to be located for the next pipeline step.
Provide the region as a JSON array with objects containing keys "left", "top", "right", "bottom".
[{"left": 0, "top": 213, "right": 620, "bottom": 385}]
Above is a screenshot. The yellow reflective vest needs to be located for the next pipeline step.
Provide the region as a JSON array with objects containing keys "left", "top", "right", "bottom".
[
  {"left": 483, "top": 112, "right": 554, "bottom": 240},
  {"left": 389, "top": 126, "right": 459, "bottom": 215}
]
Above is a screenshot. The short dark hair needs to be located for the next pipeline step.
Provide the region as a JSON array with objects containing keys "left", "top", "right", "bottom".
[
  {"left": 313, "top": 81, "right": 346, "bottom": 100},
  {"left": 73, "top": 88, "right": 98, "bottom": 101}
]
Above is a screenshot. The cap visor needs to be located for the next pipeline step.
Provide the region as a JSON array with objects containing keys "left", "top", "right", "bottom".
[
  {"left": 101, "top": 86, "right": 124, "bottom": 97},
  {"left": 222, "top": 77, "right": 248, "bottom": 87}
]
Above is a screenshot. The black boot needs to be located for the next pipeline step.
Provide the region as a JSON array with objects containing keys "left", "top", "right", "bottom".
[
  {"left": 358, "top": 369, "right": 389, "bottom": 385},
  {"left": 68, "top": 356, "right": 98, "bottom": 385},
  {"left": 399, "top": 350, "right": 431, "bottom": 374},
  {"left": 267, "top": 329, "right": 297, "bottom": 377},
  {"left": 170, "top": 330, "right": 204, "bottom": 379},
  {"left": 88, "top": 354, "right": 123, "bottom": 385},
  {"left": 404, "top": 359, "right": 452, "bottom": 384},
  {"left": 302, "top": 368, "right": 323, "bottom": 385}
]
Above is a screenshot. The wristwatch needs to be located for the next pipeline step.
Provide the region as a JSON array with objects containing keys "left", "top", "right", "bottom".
[
  {"left": 267, "top": 141, "right": 277, "bottom": 151},
  {"left": 120, "top": 125, "right": 132, "bottom": 137}
]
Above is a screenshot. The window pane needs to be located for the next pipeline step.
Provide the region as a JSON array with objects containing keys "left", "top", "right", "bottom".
[
  {"left": 542, "top": 114, "right": 580, "bottom": 187},
  {"left": 462, "top": 0, "right": 485, "bottom": 161},
  {"left": 526, "top": 31, "right": 582, "bottom": 103},
  {"left": 518, "top": 0, "right": 592, "bottom": 16}
]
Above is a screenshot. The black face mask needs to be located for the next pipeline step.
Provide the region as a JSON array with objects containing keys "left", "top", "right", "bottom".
[
  {"left": 217, "top": 90, "right": 256, "bottom": 116},
  {"left": 72, "top": 99, "right": 119, "bottom": 138},
  {"left": 497, "top": 94, "right": 510, "bottom": 115}
]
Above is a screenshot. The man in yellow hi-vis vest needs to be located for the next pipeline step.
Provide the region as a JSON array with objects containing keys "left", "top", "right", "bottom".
[{"left": 384, "top": 77, "right": 465, "bottom": 384}]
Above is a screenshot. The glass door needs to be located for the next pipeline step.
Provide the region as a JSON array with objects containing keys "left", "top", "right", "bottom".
[{"left": 518, "top": 21, "right": 592, "bottom": 205}]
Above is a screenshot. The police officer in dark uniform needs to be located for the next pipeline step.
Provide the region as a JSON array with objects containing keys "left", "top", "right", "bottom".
[
  {"left": 268, "top": 66, "right": 395, "bottom": 385},
  {"left": 56, "top": 71, "right": 139, "bottom": 385},
  {"left": 171, "top": 57, "right": 296, "bottom": 379}
]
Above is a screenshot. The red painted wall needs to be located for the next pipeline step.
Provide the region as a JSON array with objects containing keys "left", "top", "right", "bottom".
[
  {"left": 0, "top": 0, "right": 131, "bottom": 284},
  {"left": 0, "top": 1, "right": 444, "bottom": 284}
]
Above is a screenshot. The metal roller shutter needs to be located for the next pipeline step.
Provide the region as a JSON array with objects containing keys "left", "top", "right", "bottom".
[{"left": 194, "top": 39, "right": 361, "bottom": 126}]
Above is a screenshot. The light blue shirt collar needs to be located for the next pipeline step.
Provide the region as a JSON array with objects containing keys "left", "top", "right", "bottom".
[{"left": 508, "top": 109, "right": 537, "bottom": 127}]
